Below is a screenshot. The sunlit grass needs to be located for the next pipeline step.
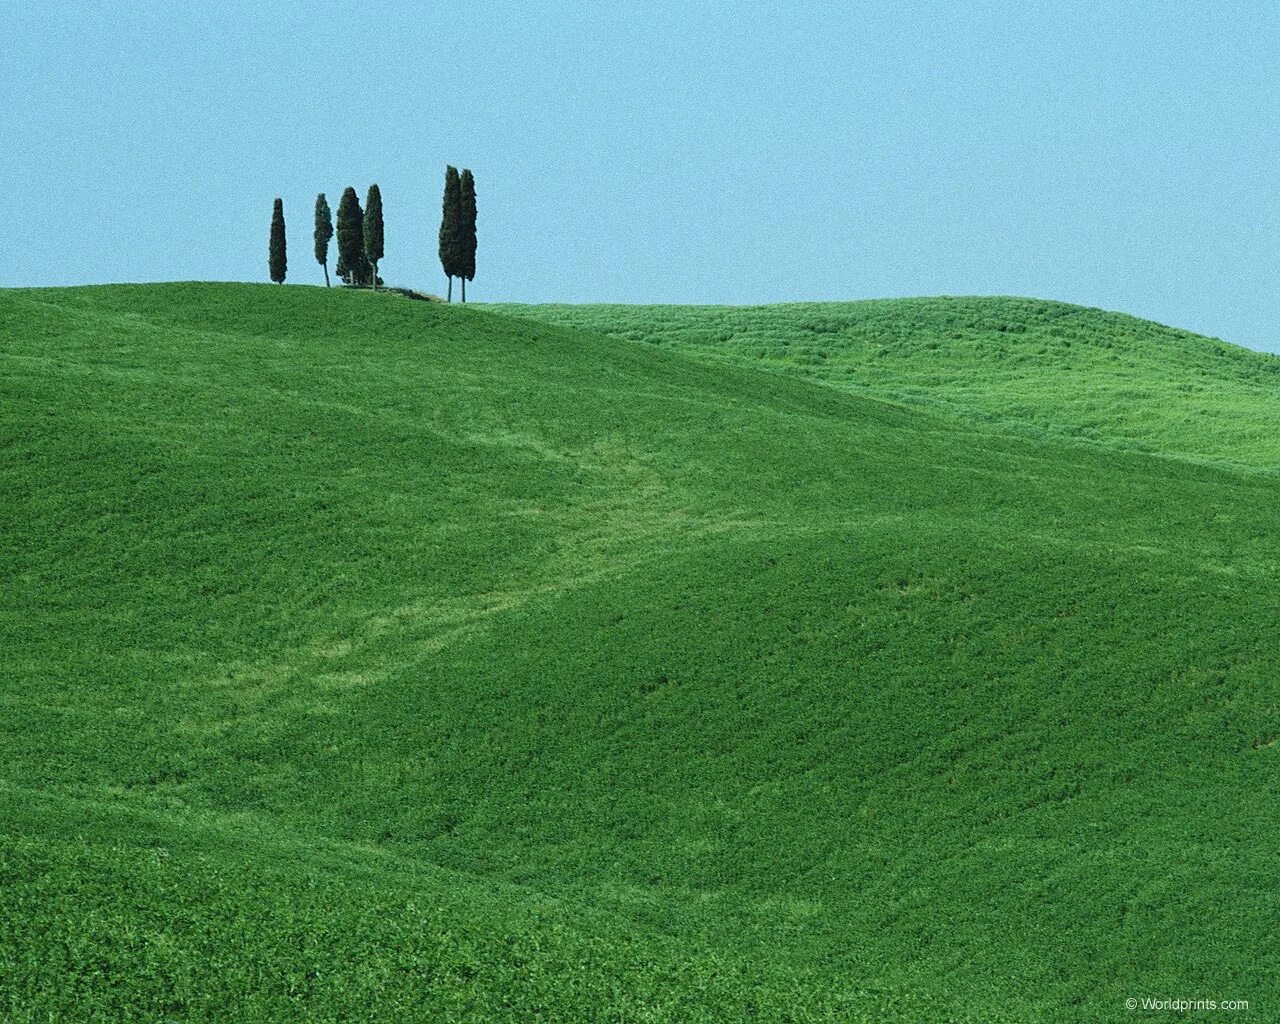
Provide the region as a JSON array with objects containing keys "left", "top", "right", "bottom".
[
  {"left": 4, "top": 284, "right": 1279, "bottom": 1021},
  {"left": 494, "top": 297, "right": 1280, "bottom": 468}
]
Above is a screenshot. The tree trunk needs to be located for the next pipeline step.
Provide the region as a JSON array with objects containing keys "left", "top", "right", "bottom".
[
  {"left": 461, "top": 277, "right": 466, "bottom": 303},
  {"left": 447, "top": 277, "right": 452, "bottom": 302},
  {"left": 371, "top": 260, "right": 378, "bottom": 291},
  {"left": 323, "top": 262, "right": 330, "bottom": 288}
]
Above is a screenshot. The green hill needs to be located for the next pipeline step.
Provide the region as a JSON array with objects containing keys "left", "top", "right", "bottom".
[
  {"left": 493, "top": 297, "right": 1280, "bottom": 468},
  {"left": 4, "top": 283, "right": 1279, "bottom": 1022}
]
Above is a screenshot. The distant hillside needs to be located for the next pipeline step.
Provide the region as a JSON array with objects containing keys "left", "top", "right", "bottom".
[
  {"left": 4, "top": 284, "right": 1280, "bottom": 1022},
  {"left": 493, "top": 297, "right": 1280, "bottom": 469}
]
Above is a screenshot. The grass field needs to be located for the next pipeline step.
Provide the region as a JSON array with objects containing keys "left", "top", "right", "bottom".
[
  {"left": 4, "top": 283, "right": 1279, "bottom": 1021},
  {"left": 494, "top": 298, "right": 1280, "bottom": 468}
]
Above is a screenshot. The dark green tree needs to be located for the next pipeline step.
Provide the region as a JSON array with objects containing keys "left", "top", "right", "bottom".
[
  {"left": 364, "top": 184, "right": 384, "bottom": 291},
  {"left": 269, "top": 198, "right": 287, "bottom": 284},
  {"left": 459, "top": 169, "right": 477, "bottom": 303},
  {"left": 336, "top": 186, "right": 369, "bottom": 287},
  {"left": 313, "top": 193, "right": 333, "bottom": 287},
  {"left": 438, "top": 166, "right": 462, "bottom": 301}
]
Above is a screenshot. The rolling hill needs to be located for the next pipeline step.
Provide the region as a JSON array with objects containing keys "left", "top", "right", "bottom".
[
  {"left": 3, "top": 283, "right": 1279, "bottom": 1022},
  {"left": 493, "top": 297, "right": 1280, "bottom": 468}
]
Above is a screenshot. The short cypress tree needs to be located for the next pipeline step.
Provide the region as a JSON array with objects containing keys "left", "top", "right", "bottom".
[
  {"left": 439, "top": 166, "right": 462, "bottom": 301},
  {"left": 313, "top": 193, "right": 333, "bottom": 287},
  {"left": 269, "top": 198, "right": 287, "bottom": 284},
  {"left": 459, "top": 169, "right": 477, "bottom": 303},
  {"left": 336, "top": 186, "right": 369, "bottom": 287},
  {"left": 364, "top": 184, "right": 384, "bottom": 291}
]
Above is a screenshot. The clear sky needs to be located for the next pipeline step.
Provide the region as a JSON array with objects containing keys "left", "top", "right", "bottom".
[{"left": 4, "top": 1, "right": 1277, "bottom": 349}]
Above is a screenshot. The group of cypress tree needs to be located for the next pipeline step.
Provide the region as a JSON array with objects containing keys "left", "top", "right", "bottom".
[
  {"left": 269, "top": 169, "right": 476, "bottom": 299},
  {"left": 438, "top": 167, "right": 477, "bottom": 302},
  {"left": 324, "top": 185, "right": 384, "bottom": 289},
  {"left": 269, "top": 186, "right": 385, "bottom": 288}
]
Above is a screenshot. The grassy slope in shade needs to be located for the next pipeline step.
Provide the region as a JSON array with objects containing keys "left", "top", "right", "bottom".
[
  {"left": 3, "top": 282, "right": 1280, "bottom": 1022},
  {"left": 491, "top": 297, "right": 1280, "bottom": 468}
]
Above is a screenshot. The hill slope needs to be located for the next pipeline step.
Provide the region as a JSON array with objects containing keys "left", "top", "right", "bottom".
[
  {"left": 3, "top": 284, "right": 1280, "bottom": 1022},
  {"left": 493, "top": 297, "right": 1280, "bottom": 468}
]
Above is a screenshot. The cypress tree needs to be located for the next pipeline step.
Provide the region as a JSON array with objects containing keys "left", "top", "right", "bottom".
[
  {"left": 268, "top": 198, "right": 287, "bottom": 284},
  {"left": 459, "top": 169, "right": 477, "bottom": 303},
  {"left": 313, "top": 193, "right": 333, "bottom": 287},
  {"left": 439, "top": 166, "right": 462, "bottom": 301},
  {"left": 364, "top": 184, "right": 384, "bottom": 291},
  {"left": 336, "top": 186, "right": 369, "bottom": 287}
]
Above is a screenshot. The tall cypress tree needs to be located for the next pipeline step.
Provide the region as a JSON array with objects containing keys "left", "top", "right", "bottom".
[
  {"left": 269, "top": 198, "right": 287, "bottom": 284},
  {"left": 336, "top": 186, "right": 368, "bottom": 287},
  {"left": 438, "top": 166, "right": 462, "bottom": 301},
  {"left": 364, "top": 184, "right": 384, "bottom": 291},
  {"left": 313, "top": 193, "right": 333, "bottom": 287},
  {"left": 459, "top": 169, "right": 477, "bottom": 303}
]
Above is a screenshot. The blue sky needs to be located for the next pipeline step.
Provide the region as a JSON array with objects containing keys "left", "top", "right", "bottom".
[{"left": 4, "top": 1, "right": 1277, "bottom": 349}]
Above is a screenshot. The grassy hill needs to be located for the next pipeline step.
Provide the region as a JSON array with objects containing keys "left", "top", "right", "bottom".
[
  {"left": 4, "top": 283, "right": 1279, "bottom": 1022},
  {"left": 493, "top": 297, "right": 1280, "bottom": 468}
]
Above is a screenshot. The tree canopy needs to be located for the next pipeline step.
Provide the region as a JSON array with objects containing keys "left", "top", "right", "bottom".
[
  {"left": 335, "top": 187, "right": 370, "bottom": 287},
  {"left": 439, "top": 166, "right": 462, "bottom": 301},
  {"left": 364, "top": 185, "right": 384, "bottom": 291},
  {"left": 313, "top": 194, "right": 333, "bottom": 287},
  {"left": 268, "top": 198, "right": 287, "bottom": 284},
  {"left": 459, "top": 169, "right": 477, "bottom": 302}
]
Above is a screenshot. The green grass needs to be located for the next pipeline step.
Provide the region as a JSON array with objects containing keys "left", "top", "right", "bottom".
[
  {"left": 4, "top": 283, "right": 1279, "bottom": 1021},
  {"left": 491, "top": 297, "right": 1280, "bottom": 468}
]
